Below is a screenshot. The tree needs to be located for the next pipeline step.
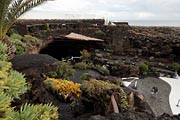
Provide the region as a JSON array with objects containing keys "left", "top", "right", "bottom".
[{"left": 0, "top": 0, "right": 47, "bottom": 42}]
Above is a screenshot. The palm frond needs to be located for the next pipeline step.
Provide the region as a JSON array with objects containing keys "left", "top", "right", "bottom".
[
  {"left": 0, "top": 0, "right": 11, "bottom": 40},
  {"left": 0, "top": 0, "right": 48, "bottom": 41}
]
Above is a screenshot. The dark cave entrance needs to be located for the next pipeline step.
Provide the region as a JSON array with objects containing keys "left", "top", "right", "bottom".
[
  {"left": 40, "top": 39, "right": 103, "bottom": 60},
  {"left": 172, "top": 47, "right": 180, "bottom": 56}
]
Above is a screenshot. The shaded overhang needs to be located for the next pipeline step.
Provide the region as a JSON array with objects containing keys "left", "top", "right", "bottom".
[{"left": 55, "top": 32, "right": 104, "bottom": 42}]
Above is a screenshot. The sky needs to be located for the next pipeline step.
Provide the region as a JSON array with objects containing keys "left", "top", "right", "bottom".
[{"left": 20, "top": 0, "right": 180, "bottom": 21}]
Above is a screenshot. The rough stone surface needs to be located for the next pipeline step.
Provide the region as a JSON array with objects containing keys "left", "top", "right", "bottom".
[
  {"left": 157, "top": 113, "right": 180, "bottom": 120},
  {"left": 107, "top": 110, "right": 155, "bottom": 120},
  {"left": 128, "top": 27, "right": 180, "bottom": 59},
  {"left": 123, "top": 87, "right": 154, "bottom": 116},
  {"left": 110, "top": 64, "right": 139, "bottom": 77},
  {"left": 88, "top": 115, "right": 106, "bottom": 120},
  {"left": 11, "top": 54, "right": 58, "bottom": 77},
  {"left": 136, "top": 77, "right": 172, "bottom": 117}
]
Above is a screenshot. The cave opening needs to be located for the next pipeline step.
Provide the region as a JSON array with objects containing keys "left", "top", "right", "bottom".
[
  {"left": 40, "top": 39, "right": 103, "bottom": 60},
  {"left": 172, "top": 47, "right": 180, "bottom": 56}
]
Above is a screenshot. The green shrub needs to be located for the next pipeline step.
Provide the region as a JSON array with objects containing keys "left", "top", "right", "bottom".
[
  {"left": 9, "top": 33, "right": 26, "bottom": 54},
  {"left": 168, "top": 63, "right": 180, "bottom": 71},
  {"left": 80, "top": 73, "right": 90, "bottom": 80},
  {"left": 87, "top": 62, "right": 95, "bottom": 68},
  {"left": 93, "top": 64, "right": 110, "bottom": 75},
  {"left": 9, "top": 34, "right": 42, "bottom": 55},
  {"left": 139, "top": 63, "right": 149, "bottom": 75},
  {"left": 9, "top": 33, "right": 23, "bottom": 40},
  {"left": 24, "top": 35, "right": 42, "bottom": 50},
  {"left": 47, "top": 61, "right": 75, "bottom": 79},
  {"left": 150, "top": 67, "right": 158, "bottom": 73},
  {"left": 111, "top": 66, "right": 118, "bottom": 71},
  {"left": 44, "top": 23, "right": 50, "bottom": 30},
  {"left": 81, "top": 79, "right": 128, "bottom": 111},
  {"left": 74, "top": 62, "right": 110, "bottom": 75},
  {"left": 74, "top": 62, "right": 88, "bottom": 70},
  {"left": 115, "top": 78, "right": 123, "bottom": 86},
  {"left": 80, "top": 49, "right": 90, "bottom": 60}
]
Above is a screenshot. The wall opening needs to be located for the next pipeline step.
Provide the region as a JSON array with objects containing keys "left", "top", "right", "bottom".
[{"left": 40, "top": 39, "right": 103, "bottom": 60}]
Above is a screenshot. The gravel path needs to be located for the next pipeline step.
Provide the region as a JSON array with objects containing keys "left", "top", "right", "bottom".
[{"left": 136, "top": 77, "right": 172, "bottom": 117}]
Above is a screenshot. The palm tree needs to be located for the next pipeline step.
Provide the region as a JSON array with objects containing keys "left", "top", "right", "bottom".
[{"left": 0, "top": 0, "right": 48, "bottom": 56}]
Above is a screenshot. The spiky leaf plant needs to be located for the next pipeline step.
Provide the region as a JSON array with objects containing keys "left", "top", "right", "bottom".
[
  {"left": 0, "top": 42, "right": 58, "bottom": 120},
  {"left": 0, "top": 42, "right": 8, "bottom": 60},
  {"left": 6, "top": 103, "right": 58, "bottom": 120},
  {"left": 0, "top": 92, "right": 12, "bottom": 112},
  {"left": 0, "top": 42, "right": 29, "bottom": 99}
]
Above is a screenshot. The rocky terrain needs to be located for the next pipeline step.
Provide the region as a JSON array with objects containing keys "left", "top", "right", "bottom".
[
  {"left": 128, "top": 26, "right": 180, "bottom": 62},
  {"left": 9, "top": 21, "right": 180, "bottom": 119}
]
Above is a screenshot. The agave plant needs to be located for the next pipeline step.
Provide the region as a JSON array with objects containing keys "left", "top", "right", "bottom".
[{"left": 0, "top": 0, "right": 47, "bottom": 42}]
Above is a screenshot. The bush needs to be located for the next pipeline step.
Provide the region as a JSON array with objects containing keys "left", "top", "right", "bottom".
[
  {"left": 44, "top": 23, "right": 50, "bottom": 30},
  {"left": 81, "top": 79, "right": 119, "bottom": 97},
  {"left": 9, "top": 33, "right": 26, "bottom": 54},
  {"left": 81, "top": 79, "right": 128, "bottom": 111},
  {"left": 93, "top": 64, "right": 110, "bottom": 75},
  {"left": 139, "top": 63, "right": 149, "bottom": 75},
  {"left": 23, "top": 35, "right": 42, "bottom": 50},
  {"left": 44, "top": 78, "right": 82, "bottom": 99},
  {"left": 80, "top": 73, "right": 90, "bottom": 80},
  {"left": 80, "top": 49, "right": 90, "bottom": 60},
  {"left": 47, "top": 61, "right": 75, "bottom": 79},
  {"left": 150, "top": 67, "right": 158, "bottom": 73},
  {"left": 9, "top": 34, "right": 42, "bottom": 55},
  {"left": 168, "top": 63, "right": 180, "bottom": 71},
  {"left": 74, "top": 62, "right": 88, "bottom": 70},
  {"left": 74, "top": 62, "right": 110, "bottom": 75}
]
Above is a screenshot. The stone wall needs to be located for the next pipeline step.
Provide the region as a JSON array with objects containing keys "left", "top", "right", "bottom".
[
  {"left": 13, "top": 19, "right": 180, "bottom": 61},
  {"left": 128, "top": 26, "right": 180, "bottom": 59},
  {"left": 14, "top": 20, "right": 130, "bottom": 55},
  {"left": 100, "top": 25, "right": 130, "bottom": 54}
]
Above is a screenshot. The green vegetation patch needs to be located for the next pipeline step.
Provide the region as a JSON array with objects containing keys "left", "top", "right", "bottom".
[
  {"left": 9, "top": 33, "right": 42, "bottom": 55},
  {"left": 0, "top": 42, "right": 58, "bottom": 120},
  {"left": 138, "top": 62, "right": 149, "bottom": 76},
  {"left": 81, "top": 79, "right": 128, "bottom": 111},
  {"left": 47, "top": 61, "right": 75, "bottom": 79}
]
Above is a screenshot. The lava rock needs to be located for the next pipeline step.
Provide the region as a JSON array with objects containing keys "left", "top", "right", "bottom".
[{"left": 11, "top": 54, "right": 58, "bottom": 77}]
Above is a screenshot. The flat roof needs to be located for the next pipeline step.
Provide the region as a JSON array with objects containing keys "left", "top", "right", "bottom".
[{"left": 57, "top": 32, "right": 104, "bottom": 42}]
